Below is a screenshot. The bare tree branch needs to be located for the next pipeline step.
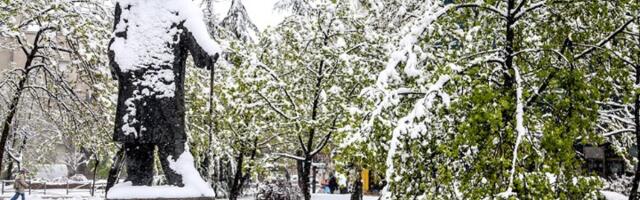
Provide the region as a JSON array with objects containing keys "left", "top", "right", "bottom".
[
  {"left": 574, "top": 18, "right": 634, "bottom": 60},
  {"left": 603, "top": 128, "right": 635, "bottom": 137},
  {"left": 256, "top": 91, "right": 295, "bottom": 120},
  {"left": 455, "top": 3, "right": 507, "bottom": 19},
  {"left": 273, "top": 153, "right": 305, "bottom": 161},
  {"left": 513, "top": 1, "right": 546, "bottom": 21}
]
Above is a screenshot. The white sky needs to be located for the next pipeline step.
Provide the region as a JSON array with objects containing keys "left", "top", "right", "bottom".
[{"left": 211, "top": 0, "right": 289, "bottom": 31}]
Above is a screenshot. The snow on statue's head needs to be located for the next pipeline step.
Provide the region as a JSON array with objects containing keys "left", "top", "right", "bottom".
[{"left": 110, "top": 0, "right": 222, "bottom": 139}]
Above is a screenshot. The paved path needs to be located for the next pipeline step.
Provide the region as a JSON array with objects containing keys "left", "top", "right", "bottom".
[{"left": 0, "top": 191, "right": 379, "bottom": 200}]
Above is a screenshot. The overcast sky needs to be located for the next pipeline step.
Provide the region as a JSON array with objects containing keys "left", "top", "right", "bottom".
[{"left": 210, "top": 0, "right": 289, "bottom": 31}]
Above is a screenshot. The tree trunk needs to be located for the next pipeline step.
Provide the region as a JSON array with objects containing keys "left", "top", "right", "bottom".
[
  {"left": 212, "top": 157, "right": 218, "bottom": 198},
  {"left": 4, "top": 141, "right": 15, "bottom": 180},
  {"left": 0, "top": 28, "right": 50, "bottom": 175},
  {"left": 629, "top": 69, "right": 640, "bottom": 200},
  {"left": 629, "top": 34, "right": 640, "bottom": 200},
  {"left": 297, "top": 155, "right": 304, "bottom": 189},
  {"left": 298, "top": 57, "right": 325, "bottom": 200},
  {"left": 0, "top": 63, "right": 30, "bottom": 175},
  {"left": 299, "top": 159, "right": 311, "bottom": 200},
  {"left": 228, "top": 153, "right": 243, "bottom": 200},
  {"left": 4, "top": 161, "right": 13, "bottom": 180},
  {"left": 3, "top": 120, "right": 21, "bottom": 180},
  {"left": 311, "top": 165, "right": 317, "bottom": 193},
  {"left": 499, "top": 0, "right": 517, "bottom": 194},
  {"left": 228, "top": 139, "right": 258, "bottom": 200},
  {"left": 16, "top": 135, "right": 26, "bottom": 171},
  {"left": 351, "top": 170, "right": 362, "bottom": 200},
  {"left": 209, "top": 62, "right": 215, "bottom": 145},
  {"left": 91, "top": 154, "right": 99, "bottom": 196},
  {"left": 201, "top": 62, "right": 216, "bottom": 181},
  {"left": 629, "top": 8, "right": 640, "bottom": 200},
  {"left": 501, "top": 0, "right": 516, "bottom": 122}
]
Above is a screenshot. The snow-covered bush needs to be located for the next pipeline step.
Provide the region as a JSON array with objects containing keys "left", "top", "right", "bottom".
[
  {"left": 69, "top": 174, "right": 89, "bottom": 182},
  {"left": 604, "top": 175, "right": 634, "bottom": 196},
  {"left": 256, "top": 179, "right": 302, "bottom": 200}
]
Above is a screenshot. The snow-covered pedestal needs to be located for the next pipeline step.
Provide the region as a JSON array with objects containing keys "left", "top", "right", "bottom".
[
  {"left": 106, "top": 183, "right": 215, "bottom": 200},
  {"left": 108, "top": 196, "right": 212, "bottom": 200},
  {"left": 106, "top": 152, "right": 215, "bottom": 200}
]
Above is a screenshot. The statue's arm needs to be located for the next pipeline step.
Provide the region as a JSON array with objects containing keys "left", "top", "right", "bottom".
[{"left": 186, "top": 31, "right": 219, "bottom": 70}]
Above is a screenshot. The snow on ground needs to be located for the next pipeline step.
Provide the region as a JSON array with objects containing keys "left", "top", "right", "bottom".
[
  {"left": 307, "top": 194, "right": 379, "bottom": 200},
  {"left": 1, "top": 191, "right": 628, "bottom": 200},
  {"left": 237, "top": 193, "right": 379, "bottom": 200},
  {"left": 108, "top": 182, "right": 212, "bottom": 199},
  {"left": 0, "top": 188, "right": 105, "bottom": 200},
  {"left": 1, "top": 191, "right": 625, "bottom": 200},
  {"left": 601, "top": 191, "right": 628, "bottom": 200},
  {"left": 0, "top": 192, "right": 378, "bottom": 200}
]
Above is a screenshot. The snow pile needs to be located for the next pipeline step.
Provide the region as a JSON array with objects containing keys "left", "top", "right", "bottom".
[
  {"left": 69, "top": 174, "right": 89, "bottom": 182},
  {"left": 35, "top": 164, "right": 68, "bottom": 180},
  {"left": 107, "top": 151, "right": 214, "bottom": 199},
  {"left": 168, "top": 150, "right": 215, "bottom": 197},
  {"left": 601, "top": 191, "right": 628, "bottom": 200}
]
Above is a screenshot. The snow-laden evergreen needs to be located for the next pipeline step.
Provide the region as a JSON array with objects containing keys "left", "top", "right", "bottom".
[{"left": 220, "top": 0, "right": 260, "bottom": 43}]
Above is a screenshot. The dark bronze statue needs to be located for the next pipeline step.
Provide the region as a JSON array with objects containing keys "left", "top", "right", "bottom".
[{"left": 108, "top": 0, "right": 220, "bottom": 187}]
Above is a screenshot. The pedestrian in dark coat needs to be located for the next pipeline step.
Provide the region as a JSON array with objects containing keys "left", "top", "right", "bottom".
[{"left": 329, "top": 174, "right": 338, "bottom": 194}]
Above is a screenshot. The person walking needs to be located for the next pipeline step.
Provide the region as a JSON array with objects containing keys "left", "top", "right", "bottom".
[
  {"left": 329, "top": 174, "right": 338, "bottom": 194},
  {"left": 11, "top": 169, "right": 28, "bottom": 200}
]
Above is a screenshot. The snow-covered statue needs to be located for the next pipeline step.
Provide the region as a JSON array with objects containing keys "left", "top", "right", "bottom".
[{"left": 107, "top": 0, "right": 220, "bottom": 198}]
